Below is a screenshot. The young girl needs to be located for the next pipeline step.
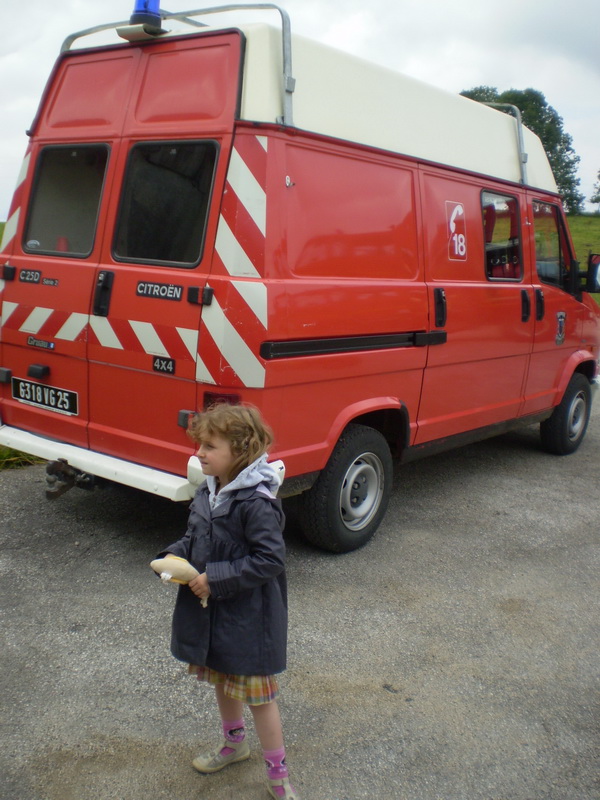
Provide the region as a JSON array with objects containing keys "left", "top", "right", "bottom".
[{"left": 159, "top": 403, "right": 298, "bottom": 800}]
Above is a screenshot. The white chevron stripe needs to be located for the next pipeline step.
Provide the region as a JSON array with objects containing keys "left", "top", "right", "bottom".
[
  {"left": 0, "top": 153, "right": 29, "bottom": 252},
  {"left": 227, "top": 147, "right": 266, "bottom": 235},
  {"left": 1, "top": 301, "right": 18, "bottom": 327},
  {"left": 256, "top": 136, "right": 268, "bottom": 152},
  {"left": 20, "top": 307, "right": 53, "bottom": 334},
  {"left": 89, "top": 316, "right": 123, "bottom": 349},
  {"left": 202, "top": 295, "right": 265, "bottom": 388},
  {"left": 195, "top": 357, "right": 216, "bottom": 384},
  {"left": 16, "top": 152, "right": 31, "bottom": 188},
  {"left": 1, "top": 208, "right": 20, "bottom": 252},
  {"left": 176, "top": 326, "right": 216, "bottom": 384},
  {"left": 215, "top": 215, "right": 261, "bottom": 279},
  {"left": 232, "top": 280, "right": 268, "bottom": 328},
  {"left": 55, "top": 313, "right": 89, "bottom": 341},
  {"left": 129, "top": 320, "right": 170, "bottom": 357},
  {"left": 176, "top": 327, "right": 198, "bottom": 358}
]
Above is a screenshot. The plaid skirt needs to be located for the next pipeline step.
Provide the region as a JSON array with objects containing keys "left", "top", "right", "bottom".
[{"left": 188, "top": 665, "right": 280, "bottom": 705}]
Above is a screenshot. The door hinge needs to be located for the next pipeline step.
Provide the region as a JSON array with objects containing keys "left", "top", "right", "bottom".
[{"left": 187, "top": 286, "right": 213, "bottom": 306}]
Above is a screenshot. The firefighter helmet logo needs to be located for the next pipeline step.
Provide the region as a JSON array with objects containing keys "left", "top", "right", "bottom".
[{"left": 556, "top": 312, "right": 566, "bottom": 345}]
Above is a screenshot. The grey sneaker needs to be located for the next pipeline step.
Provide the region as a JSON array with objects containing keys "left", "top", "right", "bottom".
[
  {"left": 192, "top": 737, "right": 250, "bottom": 773},
  {"left": 268, "top": 776, "right": 299, "bottom": 799}
]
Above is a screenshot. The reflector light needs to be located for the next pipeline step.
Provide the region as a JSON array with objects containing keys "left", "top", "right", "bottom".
[{"left": 130, "top": 0, "right": 161, "bottom": 27}]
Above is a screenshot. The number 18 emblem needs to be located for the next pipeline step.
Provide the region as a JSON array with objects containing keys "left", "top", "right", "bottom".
[{"left": 446, "top": 201, "right": 467, "bottom": 261}]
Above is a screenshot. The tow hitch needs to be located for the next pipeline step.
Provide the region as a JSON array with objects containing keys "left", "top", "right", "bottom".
[{"left": 45, "top": 459, "right": 96, "bottom": 499}]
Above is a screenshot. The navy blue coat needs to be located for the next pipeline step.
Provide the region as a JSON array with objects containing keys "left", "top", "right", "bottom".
[{"left": 160, "top": 482, "right": 287, "bottom": 676}]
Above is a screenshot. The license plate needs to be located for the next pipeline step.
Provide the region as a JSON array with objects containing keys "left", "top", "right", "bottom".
[{"left": 12, "top": 378, "right": 79, "bottom": 416}]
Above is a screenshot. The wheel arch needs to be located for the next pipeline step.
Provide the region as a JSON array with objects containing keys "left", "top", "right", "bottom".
[
  {"left": 327, "top": 398, "right": 410, "bottom": 458},
  {"left": 555, "top": 351, "right": 598, "bottom": 404}
]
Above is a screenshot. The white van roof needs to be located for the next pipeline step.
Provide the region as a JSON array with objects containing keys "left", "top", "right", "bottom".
[{"left": 239, "top": 23, "right": 557, "bottom": 192}]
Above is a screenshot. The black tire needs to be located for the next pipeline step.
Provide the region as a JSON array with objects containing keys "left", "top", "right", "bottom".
[
  {"left": 299, "top": 424, "right": 393, "bottom": 553},
  {"left": 540, "top": 373, "right": 592, "bottom": 455}
]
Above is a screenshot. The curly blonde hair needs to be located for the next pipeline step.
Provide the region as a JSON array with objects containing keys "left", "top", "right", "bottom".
[{"left": 188, "top": 403, "right": 274, "bottom": 482}]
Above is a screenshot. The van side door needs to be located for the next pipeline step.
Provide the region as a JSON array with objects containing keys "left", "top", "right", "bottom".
[{"left": 416, "top": 170, "right": 532, "bottom": 443}]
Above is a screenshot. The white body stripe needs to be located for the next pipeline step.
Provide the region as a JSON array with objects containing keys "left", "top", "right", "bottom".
[
  {"left": 129, "top": 320, "right": 169, "bottom": 357},
  {"left": 256, "top": 136, "right": 268, "bottom": 152},
  {"left": 1, "top": 301, "right": 18, "bottom": 327},
  {"left": 1, "top": 209, "right": 20, "bottom": 252},
  {"left": 195, "top": 357, "right": 216, "bottom": 384},
  {"left": 232, "top": 280, "right": 268, "bottom": 328},
  {"left": 177, "top": 326, "right": 216, "bottom": 384},
  {"left": 55, "top": 313, "right": 89, "bottom": 341},
  {"left": 1, "top": 152, "right": 30, "bottom": 252},
  {"left": 202, "top": 295, "right": 265, "bottom": 388},
  {"left": 215, "top": 215, "right": 261, "bottom": 278},
  {"left": 89, "top": 316, "right": 123, "bottom": 350},
  {"left": 176, "top": 327, "right": 198, "bottom": 358},
  {"left": 20, "top": 307, "right": 53, "bottom": 334},
  {"left": 227, "top": 147, "right": 266, "bottom": 235},
  {"left": 16, "top": 152, "right": 31, "bottom": 187}
]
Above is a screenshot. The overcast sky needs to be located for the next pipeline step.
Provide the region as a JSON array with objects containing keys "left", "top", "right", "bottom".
[{"left": 1, "top": 0, "right": 598, "bottom": 219}]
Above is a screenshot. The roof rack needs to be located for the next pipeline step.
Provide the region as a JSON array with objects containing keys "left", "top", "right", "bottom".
[{"left": 484, "top": 103, "right": 529, "bottom": 185}]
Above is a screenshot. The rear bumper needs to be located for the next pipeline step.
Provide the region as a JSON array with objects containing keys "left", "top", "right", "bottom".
[{"left": 0, "top": 424, "right": 202, "bottom": 502}]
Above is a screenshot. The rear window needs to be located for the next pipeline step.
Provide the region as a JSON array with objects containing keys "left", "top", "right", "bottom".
[
  {"left": 23, "top": 145, "right": 109, "bottom": 257},
  {"left": 113, "top": 140, "right": 218, "bottom": 266}
]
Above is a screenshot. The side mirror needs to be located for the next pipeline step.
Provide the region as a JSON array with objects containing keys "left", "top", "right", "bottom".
[{"left": 585, "top": 253, "right": 600, "bottom": 293}]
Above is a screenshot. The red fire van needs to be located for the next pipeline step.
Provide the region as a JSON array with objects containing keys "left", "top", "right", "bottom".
[{"left": 1, "top": 4, "right": 599, "bottom": 551}]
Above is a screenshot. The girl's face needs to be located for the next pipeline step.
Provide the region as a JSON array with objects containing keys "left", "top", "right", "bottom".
[{"left": 196, "top": 433, "right": 235, "bottom": 486}]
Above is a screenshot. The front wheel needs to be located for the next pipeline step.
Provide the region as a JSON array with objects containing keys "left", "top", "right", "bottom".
[
  {"left": 299, "top": 424, "right": 393, "bottom": 553},
  {"left": 540, "top": 373, "right": 592, "bottom": 455}
]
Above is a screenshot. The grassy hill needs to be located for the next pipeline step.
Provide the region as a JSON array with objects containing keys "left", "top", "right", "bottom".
[{"left": 567, "top": 214, "right": 600, "bottom": 263}]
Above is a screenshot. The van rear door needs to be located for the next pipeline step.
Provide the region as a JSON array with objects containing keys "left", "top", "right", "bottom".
[
  {"left": 86, "top": 138, "right": 222, "bottom": 474},
  {"left": 0, "top": 142, "right": 109, "bottom": 448}
]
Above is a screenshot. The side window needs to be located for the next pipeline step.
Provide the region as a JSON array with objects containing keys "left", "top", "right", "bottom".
[
  {"left": 481, "top": 191, "right": 521, "bottom": 280},
  {"left": 532, "top": 200, "right": 571, "bottom": 289},
  {"left": 113, "top": 140, "right": 217, "bottom": 266},
  {"left": 23, "top": 145, "right": 109, "bottom": 257}
]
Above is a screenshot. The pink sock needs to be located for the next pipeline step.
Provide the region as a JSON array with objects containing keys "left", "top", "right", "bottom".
[
  {"left": 264, "top": 747, "right": 293, "bottom": 797},
  {"left": 220, "top": 718, "right": 245, "bottom": 756}
]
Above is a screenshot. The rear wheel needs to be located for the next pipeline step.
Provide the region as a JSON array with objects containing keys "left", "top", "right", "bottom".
[
  {"left": 540, "top": 373, "right": 592, "bottom": 455},
  {"left": 299, "top": 424, "right": 393, "bottom": 553}
]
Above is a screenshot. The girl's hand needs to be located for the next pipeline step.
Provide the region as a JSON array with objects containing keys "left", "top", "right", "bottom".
[{"left": 189, "top": 572, "right": 211, "bottom": 604}]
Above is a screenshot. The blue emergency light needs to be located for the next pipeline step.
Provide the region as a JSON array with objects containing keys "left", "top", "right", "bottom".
[{"left": 130, "top": 0, "right": 162, "bottom": 27}]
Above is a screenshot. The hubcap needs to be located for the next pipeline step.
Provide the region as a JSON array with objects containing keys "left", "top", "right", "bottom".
[
  {"left": 567, "top": 391, "right": 587, "bottom": 442},
  {"left": 339, "top": 452, "right": 385, "bottom": 531}
]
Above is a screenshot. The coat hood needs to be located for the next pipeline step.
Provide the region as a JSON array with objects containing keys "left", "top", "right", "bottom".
[{"left": 206, "top": 455, "right": 285, "bottom": 509}]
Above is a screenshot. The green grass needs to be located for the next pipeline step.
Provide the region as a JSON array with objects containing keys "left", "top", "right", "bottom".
[
  {"left": 567, "top": 213, "right": 600, "bottom": 263},
  {"left": 0, "top": 446, "right": 44, "bottom": 469},
  {"left": 568, "top": 214, "right": 600, "bottom": 306}
]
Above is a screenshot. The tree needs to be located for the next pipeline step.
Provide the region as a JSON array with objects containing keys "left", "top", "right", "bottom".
[
  {"left": 461, "top": 86, "right": 585, "bottom": 213},
  {"left": 591, "top": 170, "right": 600, "bottom": 210}
]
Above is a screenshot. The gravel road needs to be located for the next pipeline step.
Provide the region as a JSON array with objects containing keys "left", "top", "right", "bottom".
[{"left": 1, "top": 408, "right": 599, "bottom": 800}]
